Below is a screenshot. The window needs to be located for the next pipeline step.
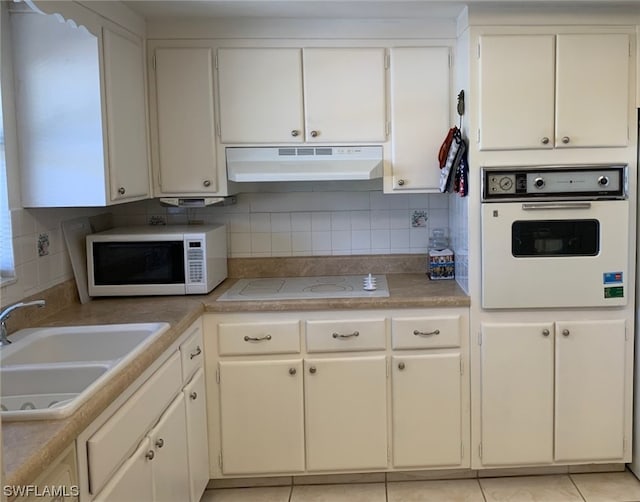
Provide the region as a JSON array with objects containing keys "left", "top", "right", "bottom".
[{"left": 0, "top": 2, "right": 15, "bottom": 281}]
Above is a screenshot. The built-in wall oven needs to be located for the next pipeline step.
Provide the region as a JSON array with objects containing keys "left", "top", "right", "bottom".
[{"left": 481, "top": 165, "right": 628, "bottom": 309}]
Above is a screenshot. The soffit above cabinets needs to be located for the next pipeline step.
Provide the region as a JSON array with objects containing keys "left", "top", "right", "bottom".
[{"left": 122, "top": 0, "right": 639, "bottom": 21}]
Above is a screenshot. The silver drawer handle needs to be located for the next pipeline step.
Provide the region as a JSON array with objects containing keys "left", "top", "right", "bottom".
[
  {"left": 332, "top": 331, "right": 360, "bottom": 339},
  {"left": 244, "top": 334, "right": 272, "bottom": 342},
  {"left": 189, "top": 346, "right": 202, "bottom": 359},
  {"left": 413, "top": 329, "right": 440, "bottom": 337}
]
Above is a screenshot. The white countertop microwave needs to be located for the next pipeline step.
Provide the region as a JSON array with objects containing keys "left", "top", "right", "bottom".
[{"left": 86, "top": 224, "right": 227, "bottom": 297}]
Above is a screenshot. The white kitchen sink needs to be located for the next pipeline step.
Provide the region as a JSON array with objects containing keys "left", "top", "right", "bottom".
[
  {"left": 1, "top": 323, "right": 169, "bottom": 366},
  {"left": 0, "top": 322, "right": 170, "bottom": 420}
]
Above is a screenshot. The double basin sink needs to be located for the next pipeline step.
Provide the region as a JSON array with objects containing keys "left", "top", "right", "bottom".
[{"left": 0, "top": 323, "right": 170, "bottom": 421}]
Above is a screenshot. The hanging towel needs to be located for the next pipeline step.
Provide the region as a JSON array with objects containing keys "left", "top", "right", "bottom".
[{"left": 439, "top": 127, "right": 461, "bottom": 193}]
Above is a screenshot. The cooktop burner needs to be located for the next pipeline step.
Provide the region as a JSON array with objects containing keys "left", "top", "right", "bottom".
[{"left": 217, "top": 275, "right": 389, "bottom": 301}]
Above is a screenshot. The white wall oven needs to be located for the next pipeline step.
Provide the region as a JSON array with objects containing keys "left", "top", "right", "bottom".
[{"left": 481, "top": 165, "right": 628, "bottom": 309}]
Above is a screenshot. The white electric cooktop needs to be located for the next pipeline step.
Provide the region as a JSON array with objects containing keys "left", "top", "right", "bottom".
[{"left": 217, "top": 275, "right": 389, "bottom": 301}]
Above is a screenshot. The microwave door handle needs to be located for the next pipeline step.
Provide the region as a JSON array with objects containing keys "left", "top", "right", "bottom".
[{"left": 521, "top": 202, "right": 592, "bottom": 211}]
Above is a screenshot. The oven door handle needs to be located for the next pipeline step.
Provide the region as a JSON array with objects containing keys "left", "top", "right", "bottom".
[{"left": 521, "top": 202, "right": 592, "bottom": 211}]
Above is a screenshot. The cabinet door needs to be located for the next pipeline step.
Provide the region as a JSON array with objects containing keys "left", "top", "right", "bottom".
[
  {"left": 480, "top": 323, "right": 554, "bottom": 466},
  {"left": 154, "top": 48, "right": 217, "bottom": 193},
  {"left": 184, "top": 369, "right": 209, "bottom": 502},
  {"left": 303, "top": 48, "right": 387, "bottom": 143},
  {"left": 389, "top": 47, "right": 450, "bottom": 192},
  {"left": 219, "top": 359, "right": 305, "bottom": 474},
  {"left": 217, "top": 48, "right": 304, "bottom": 143},
  {"left": 93, "top": 438, "right": 153, "bottom": 502},
  {"left": 305, "top": 356, "right": 388, "bottom": 471},
  {"left": 555, "top": 320, "right": 626, "bottom": 462},
  {"left": 392, "top": 353, "right": 462, "bottom": 468},
  {"left": 102, "top": 26, "right": 150, "bottom": 202},
  {"left": 479, "top": 35, "right": 555, "bottom": 150},
  {"left": 555, "top": 34, "right": 629, "bottom": 148},
  {"left": 149, "top": 393, "right": 190, "bottom": 502}
]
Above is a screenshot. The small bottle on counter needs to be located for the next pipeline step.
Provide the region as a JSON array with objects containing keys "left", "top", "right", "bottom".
[{"left": 427, "top": 228, "right": 455, "bottom": 280}]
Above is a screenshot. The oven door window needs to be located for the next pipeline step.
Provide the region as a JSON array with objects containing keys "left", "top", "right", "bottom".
[
  {"left": 93, "top": 241, "right": 185, "bottom": 285},
  {"left": 512, "top": 220, "right": 600, "bottom": 257}
]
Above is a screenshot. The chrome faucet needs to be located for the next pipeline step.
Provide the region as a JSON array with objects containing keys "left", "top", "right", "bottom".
[{"left": 0, "top": 300, "right": 46, "bottom": 346}]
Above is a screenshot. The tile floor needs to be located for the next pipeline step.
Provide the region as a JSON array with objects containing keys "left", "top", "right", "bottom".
[{"left": 200, "top": 470, "right": 640, "bottom": 502}]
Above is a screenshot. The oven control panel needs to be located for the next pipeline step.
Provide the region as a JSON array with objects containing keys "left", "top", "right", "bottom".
[{"left": 482, "top": 165, "right": 627, "bottom": 201}]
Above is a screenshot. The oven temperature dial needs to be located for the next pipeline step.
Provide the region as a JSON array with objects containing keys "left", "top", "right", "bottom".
[
  {"left": 598, "top": 175, "right": 610, "bottom": 187},
  {"left": 533, "top": 177, "right": 545, "bottom": 189}
]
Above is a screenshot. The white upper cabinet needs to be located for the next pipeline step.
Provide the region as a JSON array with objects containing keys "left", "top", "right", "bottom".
[
  {"left": 153, "top": 48, "right": 219, "bottom": 194},
  {"left": 11, "top": 8, "right": 150, "bottom": 207},
  {"left": 388, "top": 47, "right": 450, "bottom": 192},
  {"left": 479, "top": 33, "right": 630, "bottom": 150},
  {"left": 216, "top": 47, "right": 387, "bottom": 144},
  {"left": 302, "top": 48, "right": 387, "bottom": 143},
  {"left": 102, "top": 26, "right": 150, "bottom": 201},
  {"left": 217, "top": 48, "right": 304, "bottom": 143},
  {"left": 555, "top": 34, "right": 630, "bottom": 148}
]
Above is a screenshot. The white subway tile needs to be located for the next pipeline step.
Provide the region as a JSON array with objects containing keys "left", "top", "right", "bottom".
[
  {"left": 251, "top": 232, "right": 272, "bottom": 254},
  {"left": 429, "top": 193, "right": 450, "bottom": 209},
  {"left": 390, "top": 229, "right": 410, "bottom": 248},
  {"left": 272, "top": 232, "right": 292, "bottom": 255},
  {"left": 311, "top": 212, "right": 331, "bottom": 231},
  {"left": 292, "top": 232, "right": 312, "bottom": 252},
  {"left": 410, "top": 227, "right": 429, "bottom": 249},
  {"left": 291, "top": 213, "right": 312, "bottom": 232},
  {"left": 409, "top": 194, "right": 430, "bottom": 209},
  {"left": 370, "top": 210, "right": 390, "bottom": 230},
  {"left": 351, "top": 230, "right": 371, "bottom": 250},
  {"left": 230, "top": 233, "right": 251, "bottom": 256},
  {"left": 350, "top": 211, "right": 371, "bottom": 230},
  {"left": 228, "top": 213, "right": 251, "bottom": 233},
  {"left": 331, "top": 230, "right": 351, "bottom": 251},
  {"left": 369, "top": 191, "right": 389, "bottom": 210},
  {"left": 250, "top": 213, "right": 271, "bottom": 233},
  {"left": 312, "top": 231, "right": 332, "bottom": 251},
  {"left": 330, "top": 212, "right": 351, "bottom": 231},
  {"left": 387, "top": 194, "right": 410, "bottom": 210},
  {"left": 389, "top": 210, "right": 410, "bottom": 229},
  {"left": 270, "top": 213, "right": 292, "bottom": 232},
  {"left": 371, "top": 229, "right": 391, "bottom": 249}
]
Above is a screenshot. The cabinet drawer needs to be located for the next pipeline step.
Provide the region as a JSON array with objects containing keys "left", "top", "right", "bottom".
[
  {"left": 392, "top": 316, "right": 461, "bottom": 349},
  {"left": 87, "top": 351, "right": 182, "bottom": 495},
  {"left": 180, "top": 322, "right": 204, "bottom": 381},
  {"left": 306, "top": 318, "right": 386, "bottom": 352},
  {"left": 218, "top": 321, "right": 301, "bottom": 355}
]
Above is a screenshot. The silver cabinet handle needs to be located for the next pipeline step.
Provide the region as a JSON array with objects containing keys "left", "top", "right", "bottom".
[
  {"left": 542, "top": 329, "right": 550, "bottom": 336},
  {"left": 398, "top": 362, "right": 405, "bottom": 370},
  {"left": 203, "top": 179, "right": 212, "bottom": 187},
  {"left": 146, "top": 450, "right": 155, "bottom": 460},
  {"left": 562, "top": 136, "right": 570, "bottom": 144},
  {"left": 562, "top": 329, "right": 570, "bottom": 336},
  {"left": 291, "top": 130, "right": 300, "bottom": 137},
  {"left": 289, "top": 367, "right": 297, "bottom": 375},
  {"left": 244, "top": 334, "right": 272, "bottom": 342},
  {"left": 541, "top": 137, "right": 550, "bottom": 145},
  {"left": 310, "top": 130, "right": 319, "bottom": 138},
  {"left": 309, "top": 366, "right": 317, "bottom": 374},
  {"left": 189, "top": 346, "right": 202, "bottom": 359},
  {"left": 155, "top": 438, "right": 164, "bottom": 448},
  {"left": 332, "top": 331, "right": 359, "bottom": 339},
  {"left": 413, "top": 329, "right": 440, "bottom": 336},
  {"left": 190, "top": 391, "right": 198, "bottom": 400},
  {"left": 118, "top": 187, "right": 126, "bottom": 195},
  {"left": 397, "top": 179, "right": 406, "bottom": 186}
]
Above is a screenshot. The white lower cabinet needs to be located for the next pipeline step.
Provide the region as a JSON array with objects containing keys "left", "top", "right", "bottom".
[
  {"left": 208, "top": 308, "right": 470, "bottom": 478},
  {"left": 219, "top": 359, "right": 305, "bottom": 474},
  {"left": 304, "top": 356, "right": 388, "bottom": 471},
  {"left": 391, "top": 353, "right": 462, "bottom": 468},
  {"left": 93, "top": 439, "right": 154, "bottom": 502},
  {"left": 81, "top": 318, "right": 209, "bottom": 502},
  {"left": 480, "top": 320, "right": 628, "bottom": 467}
]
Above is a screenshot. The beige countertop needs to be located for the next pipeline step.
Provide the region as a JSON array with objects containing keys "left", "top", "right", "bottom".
[{"left": 2, "top": 272, "right": 468, "bottom": 490}]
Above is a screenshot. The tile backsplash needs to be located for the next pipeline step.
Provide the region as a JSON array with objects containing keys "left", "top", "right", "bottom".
[
  {"left": 111, "top": 191, "right": 450, "bottom": 258},
  {"left": 2, "top": 191, "right": 450, "bottom": 305}
]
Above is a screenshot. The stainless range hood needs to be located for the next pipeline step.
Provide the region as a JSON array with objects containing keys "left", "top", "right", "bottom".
[{"left": 226, "top": 146, "right": 383, "bottom": 182}]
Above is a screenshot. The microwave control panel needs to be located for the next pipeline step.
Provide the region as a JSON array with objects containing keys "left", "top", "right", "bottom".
[
  {"left": 482, "top": 165, "right": 627, "bottom": 201},
  {"left": 186, "top": 239, "right": 205, "bottom": 284}
]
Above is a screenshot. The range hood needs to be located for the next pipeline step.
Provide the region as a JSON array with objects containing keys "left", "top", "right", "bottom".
[{"left": 226, "top": 146, "right": 383, "bottom": 182}]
